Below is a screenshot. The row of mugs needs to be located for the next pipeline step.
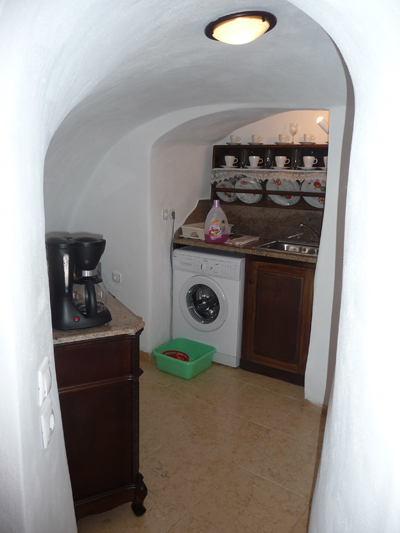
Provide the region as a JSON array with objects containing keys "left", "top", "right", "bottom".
[
  {"left": 225, "top": 155, "right": 328, "bottom": 169},
  {"left": 230, "top": 134, "right": 262, "bottom": 143},
  {"left": 279, "top": 133, "right": 315, "bottom": 143}
]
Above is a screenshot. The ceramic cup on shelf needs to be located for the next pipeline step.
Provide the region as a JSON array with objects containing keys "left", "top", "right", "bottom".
[
  {"left": 279, "top": 134, "right": 291, "bottom": 143},
  {"left": 225, "top": 155, "right": 238, "bottom": 167},
  {"left": 324, "top": 156, "right": 328, "bottom": 168},
  {"left": 230, "top": 135, "right": 240, "bottom": 143},
  {"left": 304, "top": 133, "right": 316, "bottom": 142},
  {"left": 251, "top": 134, "right": 263, "bottom": 143},
  {"left": 248, "top": 155, "right": 263, "bottom": 167},
  {"left": 303, "top": 156, "right": 318, "bottom": 168},
  {"left": 275, "top": 156, "right": 290, "bottom": 168}
]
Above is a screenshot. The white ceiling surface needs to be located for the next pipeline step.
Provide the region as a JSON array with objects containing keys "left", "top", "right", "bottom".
[{"left": 44, "top": 0, "right": 346, "bottom": 228}]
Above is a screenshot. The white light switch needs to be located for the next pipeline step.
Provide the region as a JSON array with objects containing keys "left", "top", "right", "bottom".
[
  {"left": 41, "top": 399, "right": 55, "bottom": 449},
  {"left": 38, "top": 357, "right": 52, "bottom": 406}
]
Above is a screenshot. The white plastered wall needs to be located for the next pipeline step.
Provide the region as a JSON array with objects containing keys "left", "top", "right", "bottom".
[{"left": 291, "top": 0, "right": 400, "bottom": 531}]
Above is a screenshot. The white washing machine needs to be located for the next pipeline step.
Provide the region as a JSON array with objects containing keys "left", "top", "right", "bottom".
[{"left": 172, "top": 247, "right": 246, "bottom": 368}]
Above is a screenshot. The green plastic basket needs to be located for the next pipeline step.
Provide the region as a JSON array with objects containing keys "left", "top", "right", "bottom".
[{"left": 153, "top": 338, "right": 216, "bottom": 379}]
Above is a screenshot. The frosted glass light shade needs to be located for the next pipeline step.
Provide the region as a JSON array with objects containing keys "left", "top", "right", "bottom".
[
  {"left": 205, "top": 12, "right": 277, "bottom": 45},
  {"left": 214, "top": 17, "right": 269, "bottom": 45},
  {"left": 317, "top": 116, "right": 329, "bottom": 134}
]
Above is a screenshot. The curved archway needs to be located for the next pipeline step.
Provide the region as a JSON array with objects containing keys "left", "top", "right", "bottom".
[{"left": 4, "top": 0, "right": 399, "bottom": 531}]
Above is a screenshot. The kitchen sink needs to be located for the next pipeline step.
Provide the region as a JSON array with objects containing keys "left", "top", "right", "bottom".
[{"left": 257, "top": 241, "right": 319, "bottom": 256}]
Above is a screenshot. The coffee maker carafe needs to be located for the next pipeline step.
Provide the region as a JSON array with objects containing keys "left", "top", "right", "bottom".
[{"left": 46, "top": 236, "right": 112, "bottom": 330}]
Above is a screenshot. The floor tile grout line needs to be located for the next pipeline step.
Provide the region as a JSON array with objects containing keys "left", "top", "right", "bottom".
[
  {"left": 270, "top": 427, "right": 323, "bottom": 449},
  {"left": 236, "top": 464, "right": 313, "bottom": 502},
  {"left": 237, "top": 380, "right": 305, "bottom": 401},
  {"left": 164, "top": 512, "right": 223, "bottom": 533},
  {"left": 185, "top": 465, "right": 241, "bottom": 519},
  {"left": 219, "top": 410, "right": 296, "bottom": 432},
  {"left": 275, "top": 399, "right": 305, "bottom": 424},
  {"left": 290, "top": 506, "right": 312, "bottom": 533}
]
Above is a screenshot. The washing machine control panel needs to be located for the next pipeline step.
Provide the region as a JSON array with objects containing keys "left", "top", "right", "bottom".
[{"left": 174, "top": 254, "right": 242, "bottom": 281}]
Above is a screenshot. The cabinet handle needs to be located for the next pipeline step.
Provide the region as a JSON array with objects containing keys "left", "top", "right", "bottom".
[{"left": 249, "top": 279, "right": 254, "bottom": 284}]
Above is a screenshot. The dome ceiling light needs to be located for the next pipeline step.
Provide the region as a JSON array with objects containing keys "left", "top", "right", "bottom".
[{"left": 204, "top": 11, "right": 277, "bottom": 45}]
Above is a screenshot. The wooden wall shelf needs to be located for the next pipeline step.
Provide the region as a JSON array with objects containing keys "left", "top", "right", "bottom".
[
  {"left": 212, "top": 143, "right": 328, "bottom": 170},
  {"left": 211, "top": 144, "right": 328, "bottom": 211}
]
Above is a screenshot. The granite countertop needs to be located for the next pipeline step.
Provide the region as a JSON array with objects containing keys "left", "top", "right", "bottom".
[
  {"left": 173, "top": 236, "right": 318, "bottom": 264},
  {"left": 53, "top": 293, "right": 145, "bottom": 345},
  {"left": 174, "top": 199, "right": 320, "bottom": 264}
]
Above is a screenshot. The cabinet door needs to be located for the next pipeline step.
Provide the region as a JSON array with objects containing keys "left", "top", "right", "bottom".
[
  {"left": 242, "top": 260, "right": 314, "bottom": 376},
  {"left": 59, "top": 379, "right": 134, "bottom": 501}
]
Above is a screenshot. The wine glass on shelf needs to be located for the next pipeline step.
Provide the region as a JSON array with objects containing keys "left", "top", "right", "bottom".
[{"left": 289, "top": 123, "right": 299, "bottom": 144}]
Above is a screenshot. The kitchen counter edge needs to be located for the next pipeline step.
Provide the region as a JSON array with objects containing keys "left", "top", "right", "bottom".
[
  {"left": 53, "top": 293, "right": 145, "bottom": 345},
  {"left": 173, "top": 237, "right": 318, "bottom": 264}
]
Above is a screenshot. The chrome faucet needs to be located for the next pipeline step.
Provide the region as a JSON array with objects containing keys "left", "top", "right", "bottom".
[{"left": 299, "top": 223, "right": 320, "bottom": 240}]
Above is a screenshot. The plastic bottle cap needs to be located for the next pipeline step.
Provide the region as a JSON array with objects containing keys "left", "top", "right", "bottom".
[{"left": 213, "top": 200, "right": 220, "bottom": 208}]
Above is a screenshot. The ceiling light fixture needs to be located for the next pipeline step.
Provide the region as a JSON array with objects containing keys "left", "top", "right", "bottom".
[{"left": 205, "top": 11, "right": 277, "bottom": 45}]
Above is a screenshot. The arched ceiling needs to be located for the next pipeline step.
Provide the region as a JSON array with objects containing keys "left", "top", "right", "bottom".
[{"left": 44, "top": 0, "right": 347, "bottom": 224}]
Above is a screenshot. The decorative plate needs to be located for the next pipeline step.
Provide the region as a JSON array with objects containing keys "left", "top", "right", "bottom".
[
  {"left": 301, "top": 179, "right": 326, "bottom": 208},
  {"left": 216, "top": 180, "right": 238, "bottom": 203},
  {"left": 266, "top": 178, "right": 301, "bottom": 206},
  {"left": 234, "top": 177, "right": 263, "bottom": 204}
]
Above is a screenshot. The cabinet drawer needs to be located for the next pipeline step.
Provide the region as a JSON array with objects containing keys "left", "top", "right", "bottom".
[{"left": 54, "top": 336, "right": 134, "bottom": 389}]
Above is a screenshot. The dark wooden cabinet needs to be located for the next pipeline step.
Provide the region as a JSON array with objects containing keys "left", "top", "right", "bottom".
[
  {"left": 54, "top": 333, "right": 147, "bottom": 520},
  {"left": 241, "top": 255, "right": 315, "bottom": 385}
]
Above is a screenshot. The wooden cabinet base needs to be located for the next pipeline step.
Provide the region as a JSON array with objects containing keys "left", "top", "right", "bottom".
[
  {"left": 240, "top": 358, "right": 305, "bottom": 386},
  {"left": 74, "top": 473, "right": 148, "bottom": 520},
  {"left": 54, "top": 333, "right": 147, "bottom": 521}
]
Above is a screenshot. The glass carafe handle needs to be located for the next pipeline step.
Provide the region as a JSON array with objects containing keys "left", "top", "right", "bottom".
[{"left": 85, "top": 279, "right": 97, "bottom": 318}]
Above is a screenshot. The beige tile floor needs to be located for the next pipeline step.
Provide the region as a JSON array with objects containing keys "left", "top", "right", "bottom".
[{"left": 77, "top": 359, "right": 326, "bottom": 533}]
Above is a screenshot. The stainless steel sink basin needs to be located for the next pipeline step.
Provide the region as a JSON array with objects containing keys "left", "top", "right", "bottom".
[{"left": 257, "top": 241, "right": 319, "bottom": 256}]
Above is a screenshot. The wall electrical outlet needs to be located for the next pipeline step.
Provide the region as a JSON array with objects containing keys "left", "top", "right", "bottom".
[
  {"left": 38, "top": 357, "right": 52, "bottom": 406},
  {"left": 169, "top": 209, "right": 175, "bottom": 219},
  {"left": 41, "top": 398, "right": 55, "bottom": 449},
  {"left": 162, "top": 209, "right": 169, "bottom": 221},
  {"left": 112, "top": 271, "right": 121, "bottom": 283}
]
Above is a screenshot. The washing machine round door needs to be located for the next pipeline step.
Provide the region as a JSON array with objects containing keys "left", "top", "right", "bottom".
[{"left": 179, "top": 275, "right": 228, "bottom": 332}]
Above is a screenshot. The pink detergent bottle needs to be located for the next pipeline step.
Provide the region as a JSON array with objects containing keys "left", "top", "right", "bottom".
[{"left": 204, "top": 200, "right": 229, "bottom": 243}]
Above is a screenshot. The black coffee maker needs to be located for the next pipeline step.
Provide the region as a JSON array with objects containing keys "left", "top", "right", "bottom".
[{"left": 46, "top": 236, "right": 112, "bottom": 330}]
